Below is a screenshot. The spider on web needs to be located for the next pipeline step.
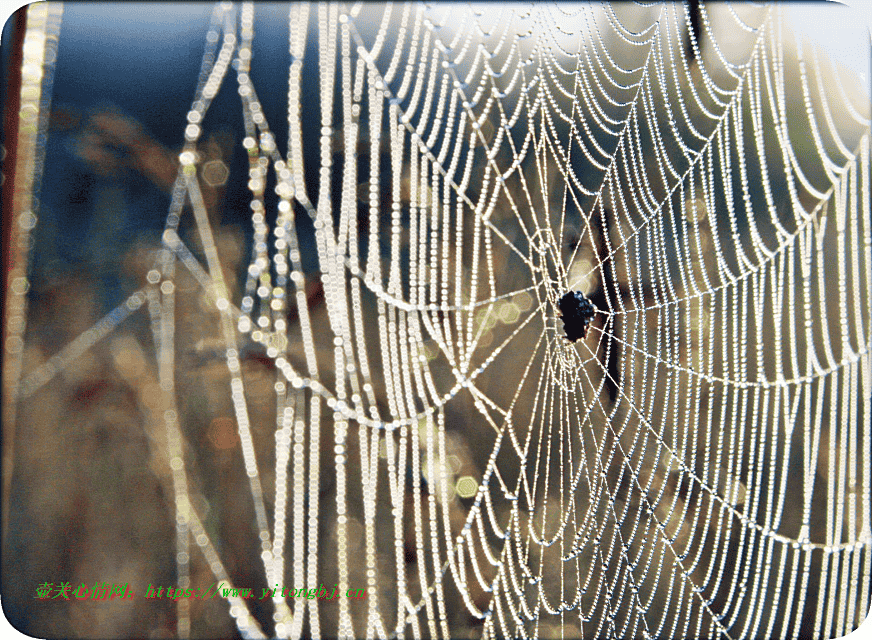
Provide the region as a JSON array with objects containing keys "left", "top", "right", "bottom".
[{"left": 558, "top": 290, "right": 595, "bottom": 342}]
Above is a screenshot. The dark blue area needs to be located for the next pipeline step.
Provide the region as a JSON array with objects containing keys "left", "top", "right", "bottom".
[{"left": 24, "top": 3, "right": 326, "bottom": 309}]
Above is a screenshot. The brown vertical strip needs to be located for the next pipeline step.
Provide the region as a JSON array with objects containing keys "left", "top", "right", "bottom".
[
  {"left": 1, "top": 8, "right": 26, "bottom": 374},
  {"left": 2, "top": 2, "right": 63, "bottom": 544}
]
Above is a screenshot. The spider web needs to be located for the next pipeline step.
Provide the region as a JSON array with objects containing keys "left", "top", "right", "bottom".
[{"left": 7, "top": 2, "right": 872, "bottom": 639}]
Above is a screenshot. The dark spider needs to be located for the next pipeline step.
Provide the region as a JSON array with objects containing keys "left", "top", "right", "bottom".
[{"left": 558, "top": 290, "right": 595, "bottom": 342}]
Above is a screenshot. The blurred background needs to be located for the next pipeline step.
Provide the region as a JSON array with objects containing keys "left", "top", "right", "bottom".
[{"left": 1, "top": 2, "right": 870, "bottom": 639}]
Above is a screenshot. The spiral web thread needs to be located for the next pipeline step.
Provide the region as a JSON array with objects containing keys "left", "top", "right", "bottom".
[{"left": 10, "top": 2, "right": 872, "bottom": 639}]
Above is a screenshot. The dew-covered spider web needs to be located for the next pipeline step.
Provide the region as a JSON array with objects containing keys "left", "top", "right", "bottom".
[{"left": 6, "top": 2, "right": 872, "bottom": 639}]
